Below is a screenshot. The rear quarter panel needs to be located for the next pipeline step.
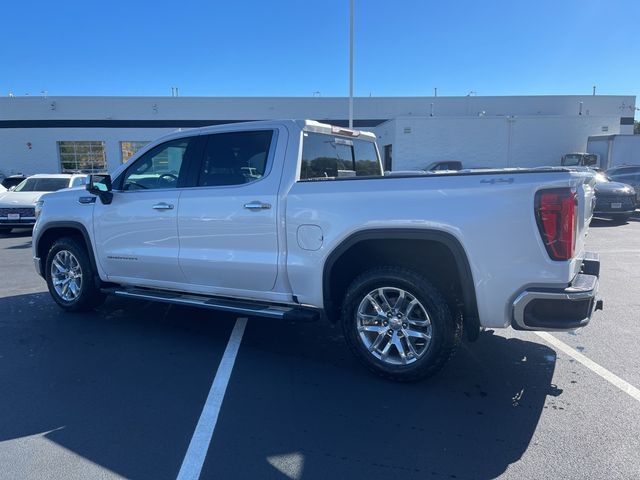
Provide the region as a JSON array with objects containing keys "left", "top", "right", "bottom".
[{"left": 285, "top": 170, "right": 594, "bottom": 328}]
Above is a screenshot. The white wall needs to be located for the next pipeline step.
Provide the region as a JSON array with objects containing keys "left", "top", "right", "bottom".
[
  {"left": 0, "top": 128, "right": 177, "bottom": 176},
  {"left": 0, "top": 95, "right": 635, "bottom": 121},
  {"left": 0, "top": 95, "right": 635, "bottom": 175},
  {"left": 610, "top": 135, "right": 640, "bottom": 167},
  {"left": 585, "top": 136, "right": 611, "bottom": 167},
  {"left": 377, "top": 115, "right": 622, "bottom": 170}
]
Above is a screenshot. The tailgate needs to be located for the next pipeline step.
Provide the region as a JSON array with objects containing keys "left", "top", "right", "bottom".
[{"left": 573, "top": 171, "right": 596, "bottom": 263}]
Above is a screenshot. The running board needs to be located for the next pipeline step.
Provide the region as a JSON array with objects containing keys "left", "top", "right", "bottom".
[{"left": 108, "top": 287, "right": 320, "bottom": 322}]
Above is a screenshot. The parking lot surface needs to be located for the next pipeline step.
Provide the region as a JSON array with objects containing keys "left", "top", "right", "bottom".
[{"left": 1, "top": 214, "right": 639, "bottom": 479}]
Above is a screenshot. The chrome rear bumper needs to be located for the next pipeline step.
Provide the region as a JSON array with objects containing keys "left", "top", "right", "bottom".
[{"left": 512, "top": 253, "right": 602, "bottom": 331}]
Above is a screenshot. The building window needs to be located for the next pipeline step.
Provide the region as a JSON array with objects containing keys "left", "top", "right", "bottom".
[
  {"left": 58, "top": 141, "right": 106, "bottom": 173},
  {"left": 121, "top": 141, "right": 150, "bottom": 163},
  {"left": 383, "top": 144, "right": 393, "bottom": 171}
]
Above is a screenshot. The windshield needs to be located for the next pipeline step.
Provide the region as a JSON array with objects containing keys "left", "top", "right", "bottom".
[
  {"left": 14, "top": 177, "right": 70, "bottom": 192},
  {"left": 584, "top": 154, "right": 598, "bottom": 166},
  {"left": 561, "top": 154, "right": 582, "bottom": 166}
]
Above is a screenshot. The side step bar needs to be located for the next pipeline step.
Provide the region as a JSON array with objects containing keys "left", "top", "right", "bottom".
[{"left": 107, "top": 287, "right": 320, "bottom": 322}]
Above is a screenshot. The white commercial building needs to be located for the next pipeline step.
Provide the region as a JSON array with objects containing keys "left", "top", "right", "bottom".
[{"left": 0, "top": 94, "right": 635, "bottom": 176}]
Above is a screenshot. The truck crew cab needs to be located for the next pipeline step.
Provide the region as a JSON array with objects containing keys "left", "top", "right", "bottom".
[{"left": 33, "top": 120, "right": 602, "bottom": 381}]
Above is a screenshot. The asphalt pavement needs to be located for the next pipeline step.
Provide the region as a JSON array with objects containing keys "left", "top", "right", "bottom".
[{"left": 0, "top": 215, "right": 638, "bottom": 480}]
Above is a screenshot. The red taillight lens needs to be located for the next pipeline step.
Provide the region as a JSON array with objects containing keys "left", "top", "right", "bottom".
[{"left": 535, "top": 188, "right": 577, "bottom": 261}]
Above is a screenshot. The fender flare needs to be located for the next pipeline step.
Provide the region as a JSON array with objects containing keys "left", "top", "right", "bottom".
[
  {"left": 34, "top": 221, "right": 99, "bottom": 278},
  {"left": 322, "top": 228, "right": 479, "bottom": 326}
]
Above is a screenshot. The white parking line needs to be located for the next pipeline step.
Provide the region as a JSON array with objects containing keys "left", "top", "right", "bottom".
[
  {"left": 535, "top": 332, "right": 640, "bottom": 403},
  {"left": 176, "top": 317, "right": 248, "bottom": 480}
]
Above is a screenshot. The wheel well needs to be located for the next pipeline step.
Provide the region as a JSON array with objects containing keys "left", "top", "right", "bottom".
[
  {"left": 323, "top": 235, "right": 480, "bottom": 337},
  {"left": 36, "top": 226, "right": 95, "bottom": 276}
]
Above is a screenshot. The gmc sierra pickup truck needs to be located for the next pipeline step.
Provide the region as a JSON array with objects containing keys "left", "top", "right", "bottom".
[{"left": 32, "top": 120, "right": 602, "bottom": 381}]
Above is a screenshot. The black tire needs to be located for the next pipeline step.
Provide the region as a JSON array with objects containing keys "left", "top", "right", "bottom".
[
  {"left": 0, "top": 227, "right": 12, "bottom": 235},
  {"left": 45, "top": 236, "right": 106, "bottom": 311},
  {"left": 341, "top": 266, "right": 461, "bottom": 382},
  {"left": 609, "top": 214, "right": 631, "bottom": 223}
]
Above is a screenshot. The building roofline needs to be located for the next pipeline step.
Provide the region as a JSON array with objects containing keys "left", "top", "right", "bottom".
[{"left": 1, "top": 94, "right": 636, "bottom": 100}]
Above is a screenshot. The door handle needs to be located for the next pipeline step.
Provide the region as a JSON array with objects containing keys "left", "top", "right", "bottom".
[
  {"left": 243, "top": 201, "right": 271, "bottom": 211},
  {"left": 152, "top": 202, "right": 174, "bottom": 210}
]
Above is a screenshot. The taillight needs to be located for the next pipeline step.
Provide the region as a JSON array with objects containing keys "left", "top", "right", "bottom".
[{"left": 535, "top": 188, "right": 577, "bottom": 261}]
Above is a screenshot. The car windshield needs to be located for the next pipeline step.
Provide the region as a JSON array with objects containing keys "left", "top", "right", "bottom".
[{"left": 13, "top": 177, "right": 70, "bottom": 192}]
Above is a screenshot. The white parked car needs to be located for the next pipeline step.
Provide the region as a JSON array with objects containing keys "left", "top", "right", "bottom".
[
  {"left": 0, "top": 174, "right": 88, "bottom": 234},
  {"left": 32, "top": 120, "right": 602, "bottom": 381}
]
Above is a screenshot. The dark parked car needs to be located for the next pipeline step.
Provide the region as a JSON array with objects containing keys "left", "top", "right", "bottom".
[
  {"left": 606, "top": 165, "right": 640, "bottom": 204},
  {"left": 1, "top": 175, "right": 27, "bottom": 190},
  {"left": 425, "top": 160, "right": 463, "bottom": 171},
  {"left": 592, "top": 172, "right": 637, "bottom": 222}
]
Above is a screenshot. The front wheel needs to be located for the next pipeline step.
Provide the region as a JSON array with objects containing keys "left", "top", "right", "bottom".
[
  {"left": 45, "top": 237, "right": 106, "bottom": 311},
  {"left": 341, "top": 266, "right": 461, "bottom": 382}
]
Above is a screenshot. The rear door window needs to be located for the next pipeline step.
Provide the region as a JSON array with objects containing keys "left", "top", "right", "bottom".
[{"left": 197, "top": 130, "right": 274, "bottom": 187}]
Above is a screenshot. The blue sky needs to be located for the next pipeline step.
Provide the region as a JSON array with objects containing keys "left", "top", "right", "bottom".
[{"left": 1, "top": 0, "right": 638, "bottom": 112}]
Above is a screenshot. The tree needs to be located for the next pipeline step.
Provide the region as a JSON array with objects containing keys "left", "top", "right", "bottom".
[{"left": 635, "top": 121, "right": 639, "bottom": 134}]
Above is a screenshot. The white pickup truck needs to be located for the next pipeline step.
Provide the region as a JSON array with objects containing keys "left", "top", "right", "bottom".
[{"left": 32, "top": 120, "right": 602, "bottom": 381}]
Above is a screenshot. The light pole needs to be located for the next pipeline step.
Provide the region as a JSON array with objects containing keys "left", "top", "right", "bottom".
[{"left": 349, "top": 0, "right": 354, "bottom": 129}]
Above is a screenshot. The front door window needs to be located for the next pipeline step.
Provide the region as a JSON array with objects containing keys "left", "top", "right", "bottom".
[{"left": 122, "top": 138, "right": 192, "bottom": 191}]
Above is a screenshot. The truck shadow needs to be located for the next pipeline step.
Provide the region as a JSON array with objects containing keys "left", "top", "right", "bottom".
[
  {"left": 4, "top": 240, "right": 32, "bottom": 250},
  {"left": 206, "top": 319, "right": 560, "bottom": 480},
  {"left": 0, "top": 292, "right": 558, "bottom": 480}
]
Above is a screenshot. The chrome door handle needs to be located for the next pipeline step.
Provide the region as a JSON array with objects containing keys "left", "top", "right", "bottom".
[
  {"left": 243, "top": 201, "right": 271, "bottom": 211},
  {"left": 152, "top": 202, "right": 174, "bottom": 210}
]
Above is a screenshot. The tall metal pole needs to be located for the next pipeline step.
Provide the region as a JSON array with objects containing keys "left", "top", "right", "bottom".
[{"left": 349, "top": 0, "right": 354, "bottom": 129}]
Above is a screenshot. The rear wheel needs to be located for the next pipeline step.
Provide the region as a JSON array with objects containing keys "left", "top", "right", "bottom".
[
  {"left": 45, "top": 237, "right": 105, "bottom": 311},
  {"left": 341, "top": 266, "right": 461, "bottom": 382}
]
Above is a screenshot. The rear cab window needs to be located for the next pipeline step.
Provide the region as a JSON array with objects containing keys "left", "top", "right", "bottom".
[{"left": 300, "top": 132, "right": 382, "bottom": 180}]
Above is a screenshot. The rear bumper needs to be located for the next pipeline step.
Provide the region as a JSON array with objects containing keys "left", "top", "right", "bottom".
[
  {"left": 512, "top": 252, "right": 602, "bottom": 331},
  {"left": 593, "top": 208, "right": 636, "bottom": 215},
  {"left": 0, "top": 219, "right": 36, "bottom": 227},
  {"left": 593, "top": 196, "right": 636, "bottom": 215}
]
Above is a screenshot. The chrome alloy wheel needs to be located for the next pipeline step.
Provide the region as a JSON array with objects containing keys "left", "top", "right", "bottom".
[
  {"left": 50, "top": 250, "right": 83, "bottom": 302},
  {"left": 356, "top": 287, "right": 433, "bottom": 365}
]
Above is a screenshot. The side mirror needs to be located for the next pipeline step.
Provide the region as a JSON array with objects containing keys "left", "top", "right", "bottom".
[{"left": 86, "top": 174, "right": 113, "bottom": 204}]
